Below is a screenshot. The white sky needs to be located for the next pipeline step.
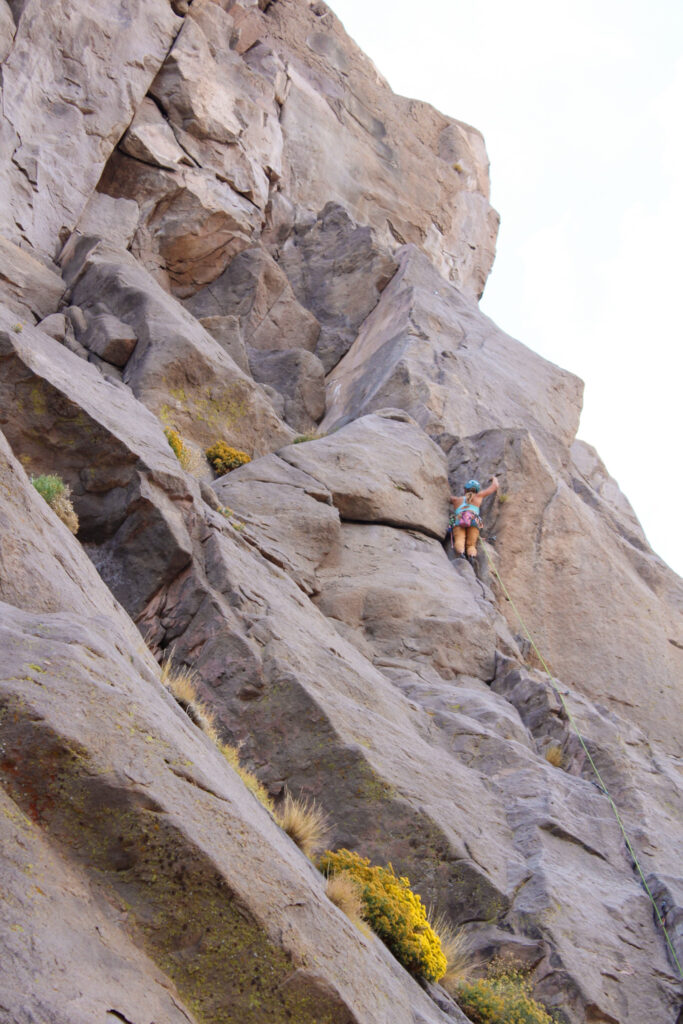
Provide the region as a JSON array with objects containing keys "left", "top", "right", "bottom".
[{"left": 327, "top": 0, "right": 683, "bottom": 576}]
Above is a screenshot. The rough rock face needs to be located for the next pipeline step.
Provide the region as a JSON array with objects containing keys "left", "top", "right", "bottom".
[
  {"left": 279, "top": 202, "right": 398, "bottom": 371},
  {"left": 0, "top": 432, "right": 460, "bottom": 1024},
  {"left": 448, "top": 428, "right": 683, "bottom": 754},
  {"left": 279, "top": 410, "right": 451, "bottom": 538},
  {"left": 1, "top": 0, "right": 181, "bottom": 256},
  {"left": 1, "top": 2, "right": 682, "bottom": 1023},
  {"left": 62, "top": 239, "right": 294, "bottom": 454},
  {"left": 322, "top": 244, "right": 583, "bottom": 461}
]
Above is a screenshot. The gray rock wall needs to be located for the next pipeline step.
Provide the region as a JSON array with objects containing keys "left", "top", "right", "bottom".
[{"left": 0, "top": 1, "right": 681, "bottom": 1023}]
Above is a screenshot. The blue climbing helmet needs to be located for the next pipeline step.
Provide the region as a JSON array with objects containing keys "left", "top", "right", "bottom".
[{"left": 465, "top": 479, "right": 481, "bottom": 493}]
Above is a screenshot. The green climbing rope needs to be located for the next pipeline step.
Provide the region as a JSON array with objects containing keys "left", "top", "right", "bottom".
[{"left": 479, "top": 537, "right": 683, "bottom": 980}]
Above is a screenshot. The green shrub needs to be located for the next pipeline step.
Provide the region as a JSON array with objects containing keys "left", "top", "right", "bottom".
[
  {"left": 455, "top": 968, "right": 553, "bottom": 1024},
  {"left": 205, "top": 441, "right": 251, "bottom": 476},
  {"left": 31, "top": 474, "right": 79, "bottom": 534},
  {"left": 319, "top": 848, "right": 447, "bottom": 982}
]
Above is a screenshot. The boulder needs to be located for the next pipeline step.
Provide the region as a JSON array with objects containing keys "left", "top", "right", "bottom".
[
  {"left": 279, "top": 410, "right": 450, "bottom": 538},
  {"left": 0, "top": 233, "right": 65, "bottom": 321},
  {"left": 248, "top": 347, "right": 326, "bottom": 432},
  {"left": 212, "top": 452, "right": 341, "bottom": 594},
  {"left": 37, "top": 312, "right": 68, "bottom": 342},
  {"left": 62, "top": 239, "right": 293, "bottom": 455},
  {"left": 79, "top": 312, "right": 138, "bottom": 367},
  {"left": 0, "top": 0, "right": 182, "bottom": 257},
  {"left": 120, "top": 95, "right": 193, "bottom": 170},
  {"left": 279, "top": 202, "right": 397, "bottom": 372},
  {"left": 185, "top": 244, "right": 320, "bottom": 353},
  {"left": 199, "top": 314, "right": 250, "bottom": 373},
  {"left": 322, "top": 245, "right": 583, "bottom": 464}
]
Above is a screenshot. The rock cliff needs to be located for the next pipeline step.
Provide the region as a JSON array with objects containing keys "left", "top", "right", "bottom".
[{"left": 0, "top": 2, "right": 681, "bottom": 1023}]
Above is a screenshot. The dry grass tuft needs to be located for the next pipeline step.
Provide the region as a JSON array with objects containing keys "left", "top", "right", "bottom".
[
  {"left": 544, "top": 744, "right": 564, "bottom": 768},
  {"left": 326, "top": 873, "right": 370, "bottom": 934},
  {"left": 220, "top": 743, "right": 275, "bottom": 814},
  {"left": 428, "top": 911, "right": 474, "bottom": 989},
  {"left": 160, "top": 657, "right": 220, "bottom": 744},
  {"left": 276, "top": 792, "right": 330, "bottom": 860},
  {"left": 160, "top": 658, "right": 276, "bottom": 815}
]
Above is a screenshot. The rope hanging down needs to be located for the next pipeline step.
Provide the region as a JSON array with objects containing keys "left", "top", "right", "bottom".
[{"left": 479, "top": 538, "right": 683, "bottom": 980}]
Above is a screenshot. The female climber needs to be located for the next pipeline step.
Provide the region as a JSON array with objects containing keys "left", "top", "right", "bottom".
[{"left": 449, "top": 477, "right": 499, "bottom": 563}]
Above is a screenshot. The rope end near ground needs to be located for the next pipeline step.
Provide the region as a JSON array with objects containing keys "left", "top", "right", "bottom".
[{"left": 479, "top": 538, "right": 683, "bottom": 980}]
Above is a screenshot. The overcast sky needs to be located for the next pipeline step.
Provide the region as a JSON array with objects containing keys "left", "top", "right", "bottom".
[{"left": 328, "top": 0, "right": 683, "bottom": 576}]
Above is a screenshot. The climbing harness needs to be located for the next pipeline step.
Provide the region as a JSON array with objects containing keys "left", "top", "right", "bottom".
[
  {"left": 479, "top": 537, "right": 683, "bottom": 980},
  {"left": 452, "top": 500, "right": 483, "bottom": 530}
]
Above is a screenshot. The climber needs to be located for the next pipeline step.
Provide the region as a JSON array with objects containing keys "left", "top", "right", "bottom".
[{"left": 448, "top": 476, "right": 499, "bottom": 563}]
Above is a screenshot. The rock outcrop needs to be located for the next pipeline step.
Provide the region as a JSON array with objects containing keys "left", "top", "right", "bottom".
[{"left": 0, "top": 2, "right": 681, "bottom": 1023}]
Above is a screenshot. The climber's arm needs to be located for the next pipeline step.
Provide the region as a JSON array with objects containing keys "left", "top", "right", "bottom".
[{"left": 478, "top": 476, "right": 499, "bottom": 499}]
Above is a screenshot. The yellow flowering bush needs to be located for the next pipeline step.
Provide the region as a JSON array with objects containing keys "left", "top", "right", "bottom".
[
  {"left": 455, "top": 968, "right": 553, "bottom": 1024},
  {"left": 318, "top": 849, "right": 447, "bottom": 982},
  {"left": 164, "top": 427, "right": 190, "bottom": 468},
  {"left": 205, "top": 441, "right": 251, "bottom": 476}
]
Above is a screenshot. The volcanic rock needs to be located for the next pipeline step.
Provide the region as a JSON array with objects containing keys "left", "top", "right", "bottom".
[
  {"left": 322, "top": 245, "right": 583, "bottom": 462},
  {"left": 185, "top": 244, "right": 320, "bottom": 353},
  {"left": 280, "top": 410, "right": 450, "bottom": 538},
  {"left": 279, "top": 202, "right": 397, "bottom": 372},
  {"left": 212, "top": 452, "right": 341, "bottom": 594},
  {"left": 248, "top": 347, "right": 326, "bottom": 432},
  {"left": 0, "top": 0, "right": 182, "bottom": 257},
  {"left": 0, "top": 234, "right": 65, "bottom": 321},
  {"left": 62, "top": 238, "right": 293, "bottom": 454}
]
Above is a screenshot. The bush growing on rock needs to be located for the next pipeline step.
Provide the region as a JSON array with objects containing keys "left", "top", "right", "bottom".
[
  {"left": 205, "top": 441, "right": 251, "bottom": 475},
  {"left": 455, "top": 967, "right": 553, "bottom": 1024},
  {"left": 325, "top": 872, "right": 369, "bottom": 933},
  {"left": 164, "top": 427, "right": 191, "bottom": 469},
  {"left": 161, "top": 657, "right": 275, "bottom": 813},
  {"left": 31, "top": 474, "right": 79, "bottom": 534},
  {"left": 293, "top": 432, "right": 325, "bottom": 443},
  {"left": 427, "top": 910, "right": 473, "bottom": 988},
  {"left": 220, "top": 742, "right": 276, "bottom": 814},
  {"left": 544, "top": 744, "right": 564, "bottom": 768},
  {"left": 319, "top": 848, "right": 447, "bottom": 982},
  {"left": 160, "top": 657, "right": 220, "bottom": 743},
  {"left": 277, "top": 792, "right": 330, "bottom": 860}
]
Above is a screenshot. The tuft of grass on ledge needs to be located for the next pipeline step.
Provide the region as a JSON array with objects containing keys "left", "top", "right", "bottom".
[{"left": 276, "top": 792, "right": 330, "bottom": 860}]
